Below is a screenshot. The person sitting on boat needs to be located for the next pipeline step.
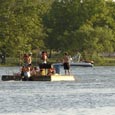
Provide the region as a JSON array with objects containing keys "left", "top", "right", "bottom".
[
  {"left": 63, "top": 52, "right": 70, "bottom": 75},
  {"left": 84, "top": 60, "right": 94, "bottom": 64},
  {"left": 30, "top": 66, "right": 39, "bottom": 76},
  {"left": 41, "top": 51, "right": 48, "bottom": 64},
  {"left": 21, "top": 65, "right": 31, "bottom": 81},
  {"left": 47, "top": 65, "right": 55, "bottom": 76},
  {"left": 21, "top": 66, "right": 25, "bottom": 77},
  {"left": 39, "top": 68, "right": 47, "bottom": 76}
]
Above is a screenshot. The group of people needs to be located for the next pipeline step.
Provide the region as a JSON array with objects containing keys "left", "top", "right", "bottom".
[
  {"left": 20, "top": 51, "right": 56, "bottom": 80},
  {"left": 20, "top": 51, "right": 71, "bottom": 80}
]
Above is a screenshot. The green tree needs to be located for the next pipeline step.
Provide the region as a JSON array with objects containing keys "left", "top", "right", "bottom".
[{"left": 0, "top": 0, "right": 47, "bottom": 56}]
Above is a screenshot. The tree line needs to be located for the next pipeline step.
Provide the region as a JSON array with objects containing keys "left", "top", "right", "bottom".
[{"left": 0, "top": 0, "right": 115, "bottom": 61}]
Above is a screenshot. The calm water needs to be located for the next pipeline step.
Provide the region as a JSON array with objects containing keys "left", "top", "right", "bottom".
[{"left": 0, "top": 66, "right": 115, "bottom": 115}]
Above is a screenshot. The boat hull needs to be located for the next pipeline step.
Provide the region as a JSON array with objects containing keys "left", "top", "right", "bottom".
[
  {"left": 53, "top": 62, "right": 93, "bottom": 67},
  {"left": 2, "top": 75, "right": 22, "bottom": 81},
  {"left": 1, "top": 74, "right": 75, "bottom": 81}
]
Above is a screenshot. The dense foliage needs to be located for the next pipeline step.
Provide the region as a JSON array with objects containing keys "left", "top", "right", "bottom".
[{"left": 0, "top": 0, "right": 115, "bottom": 61}]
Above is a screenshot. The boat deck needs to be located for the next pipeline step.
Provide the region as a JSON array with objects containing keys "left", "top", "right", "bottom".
[{"left": 1, "top": 74, "right": 75, "bottom": 81}]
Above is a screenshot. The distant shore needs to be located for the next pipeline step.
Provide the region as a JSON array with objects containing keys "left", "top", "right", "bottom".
[{"left": 0, "top": 57, "right": 115, "bottom": 67}]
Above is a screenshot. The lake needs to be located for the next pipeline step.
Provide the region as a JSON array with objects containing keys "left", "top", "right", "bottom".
[{"left": 0, "top": 66, "right": 115, "bottom": 115}]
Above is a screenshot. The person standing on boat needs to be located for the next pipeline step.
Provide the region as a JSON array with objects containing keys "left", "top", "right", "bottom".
[
  {"left": 63, "top": 52, "right": 70, "bottom": 75},
  {"left": 23, "top": 53, "right": 28, "bottom": 66},
  {"left": 23, "top": 52, "right": 32, "bottom": 66},
  {"left": 41, "top": 51, "right": 48, "bottom": 64},
  {"left": 28, "top": 52, "right": 32, "bottom": 66}
]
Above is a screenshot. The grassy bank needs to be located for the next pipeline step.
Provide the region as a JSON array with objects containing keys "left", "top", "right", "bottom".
[
  {"left": 94, "top": 57, "right": 115, "bottom": 66},
  {"left": 0, "top": 57, "right": 115, "bottom": 66}
]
